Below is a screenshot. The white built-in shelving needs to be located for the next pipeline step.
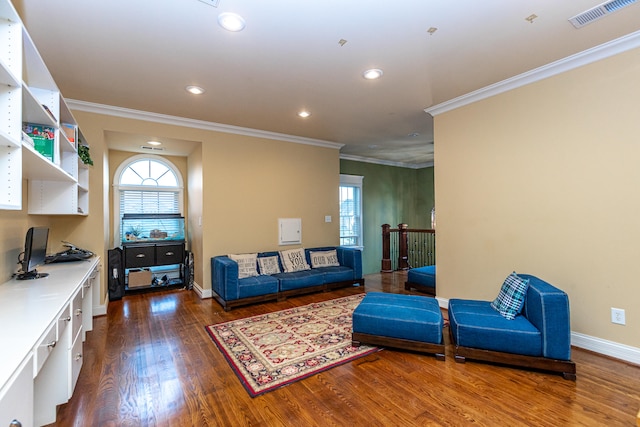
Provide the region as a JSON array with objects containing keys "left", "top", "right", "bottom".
[{"left": 0, "top": 0, "right": 90, "bottom": 214}]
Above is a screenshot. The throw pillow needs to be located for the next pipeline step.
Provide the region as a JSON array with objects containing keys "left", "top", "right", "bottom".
[
  {"left": 309, "top": 250, "right": 340, "bottom": 268},
  {"left": 228, "top": 253, "right": 259, "bottom": 279},
  {"left": 279, "top": 248, "right": 311, "bottom": 273},
  {"left": 490, "top": 272, "right": 530, "bottom": 320},
  {"left": 258, "top": 256, "right": 281, "bottom": 275}
]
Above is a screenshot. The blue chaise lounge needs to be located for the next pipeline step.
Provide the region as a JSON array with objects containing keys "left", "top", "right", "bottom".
[
  {"left": 448, "top": 273, "right": 576, "bottom": 380},
  {"left": 405, "top": 265, "right": 436, "bottom": 296}
]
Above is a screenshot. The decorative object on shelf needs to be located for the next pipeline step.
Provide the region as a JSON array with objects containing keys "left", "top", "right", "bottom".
[{"left": 78, "top": 144, "right": 93, "bottom": 165}]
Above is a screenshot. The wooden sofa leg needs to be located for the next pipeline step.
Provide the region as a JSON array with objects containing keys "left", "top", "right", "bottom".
[
  {"left": 454, "top": 355, "right": 466, "bottom": 363},
  {"left": 435, "top": 352, "right": 445, "bottom": 361},
  {"left": 563, "top": 372, "right": 577, "bottom": 381},
  {"left": 352, "top": 340, "right": 361, "bottom": 347}
]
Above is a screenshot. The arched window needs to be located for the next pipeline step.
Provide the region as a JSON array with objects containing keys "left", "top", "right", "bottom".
[{"left": 113, "top": 155, "right": 184, "bottom": 246}]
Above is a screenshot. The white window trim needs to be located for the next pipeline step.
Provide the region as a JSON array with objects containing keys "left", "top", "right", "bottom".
[
  {"left": 113, "top": 154, "right": 184, "bottom": 247},
  {"left": 339, "top": 174, "right": 364, "bottom": 249}
]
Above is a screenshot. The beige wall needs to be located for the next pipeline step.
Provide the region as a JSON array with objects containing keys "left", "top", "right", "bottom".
[
  {"left": 62, "top": 111, "right": 340, "bottom": 296},
  {"left": 434, "top": 47, "right": 640, "bottom": 347},
  {"left": 187, "top": 146, "right": 203, "bottom": 288},
  {"left": 201, "top": 133, "right": 340, "bottom": 290}
]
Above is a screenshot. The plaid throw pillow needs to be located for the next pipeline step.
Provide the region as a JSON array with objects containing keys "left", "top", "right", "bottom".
[{"left": 490, "top": 272, "right": 529, "bottom": 320}]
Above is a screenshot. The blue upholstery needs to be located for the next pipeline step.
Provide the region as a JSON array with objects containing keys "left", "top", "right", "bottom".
[
  {"left": 211, "top": 246, "right": 363, "bottom": 309},
  {"left": 407, "top": 265, "right": 436, "bottom": 290},
  {"left": 520, "top": 274, "right": 572, "bottom": 360},
  {"left": 448, "top": 274, "right": 572, "bottom": 361},
  {"left": 448, "top": 299, "right": 542, "bottom": 356},
  {"left": 211, "top": 256, "right": 278, "bottom": 300},
  {"left": 353, "top": 292, "right": 443, "bottom": 344},
  {"left": 273, "top": 269, "right": 325, "bottom": 291}
]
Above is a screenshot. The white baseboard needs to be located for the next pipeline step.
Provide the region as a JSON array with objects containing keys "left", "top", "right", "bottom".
[
  {"left": 571, "top": 332, "right": 640, "bottom": 365},
  {"left": 192, "top": 281, "right": 211, "bottom": 299},
  {"left": 92, "top": 290, "right": 109, "bottom": 316},
  {"left": 436, "top": 296, "right": 640, "bottom": 366}
]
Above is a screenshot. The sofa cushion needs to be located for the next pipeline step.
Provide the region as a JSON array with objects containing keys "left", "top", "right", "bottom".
[
  {"left": 309, "top": 249, "right": 340, "bottom": 268},
  {"left": 315, "top": 266, "right": 354, "bottom": 283},
  {"left": 228, "top": 253, "right": 258, "bottom": 279},
  {"left": 491, "top": 272, "right": 529, "bottom": 320},
  {"left": 449, "top": 298, "right": 542, "bottom": 357},
  {"left": 274, "top": 269, "right": 325, "bottom": 291},
  {"left": 257, "top": 256, "right": 281, "bottom": 275},
  {"left": 279, "top": 248, "right": 311, "bottom": 273},
  {"left": 237, "top": 275, "right": 279, "bottom": 299}
]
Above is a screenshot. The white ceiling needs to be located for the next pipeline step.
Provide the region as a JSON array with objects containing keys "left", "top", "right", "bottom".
[{"left": 14, "top": 0, "right": 640, "bottom": 166}]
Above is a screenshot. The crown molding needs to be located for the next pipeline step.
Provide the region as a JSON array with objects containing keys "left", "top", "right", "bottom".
[
  {"left": 66, "top": 99, "right": 343, "bottom": 150},
  {"left": 425, "top": 29, "right": 640, "bottom": 117},
  {"left": 340, "top": 153, "right": 433, "bottom": 169}
]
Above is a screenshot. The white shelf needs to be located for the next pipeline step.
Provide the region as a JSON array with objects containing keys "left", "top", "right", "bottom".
[
  {"left": 0, "top": 56, "right": 18, "bottom": 86},
  {"left": 22, "top": 85, "right": 57, "bottom": 127},
  {"left": 0, "top": 0, "right": 90, "bottom": 214},
  {"left": 22, "top": 143, "right": 75, "bottom": 182}
]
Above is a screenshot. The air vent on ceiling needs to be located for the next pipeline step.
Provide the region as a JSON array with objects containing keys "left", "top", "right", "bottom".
[
  {"left": 198, "top": 0, "right": 219, "bottom": 7},
  {"left": 569, "top": 0, "right": 638, "bottom": 28},
  {"left": 141, "top": 145, "right": 164, "bottom": 151}
]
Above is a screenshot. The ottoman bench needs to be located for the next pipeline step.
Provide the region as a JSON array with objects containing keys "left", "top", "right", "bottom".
[
  {"left": 352, "top": 292, "right": 445, "bottom": 360},
  {"left": 405, "top": 265, "right": 436, "bottom": 296}
]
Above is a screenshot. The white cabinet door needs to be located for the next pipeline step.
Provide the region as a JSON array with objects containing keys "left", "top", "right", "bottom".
[{"left": 0, "top": 354, "right": 34, "bottom": 427}]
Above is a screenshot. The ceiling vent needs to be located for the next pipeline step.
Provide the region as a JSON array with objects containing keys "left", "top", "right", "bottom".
[
  {"left": 569, "top": 0, "right": 638, "bottom": 28},
  {"left": 198, "top": 0, "right": 219, "bottom": 7}
]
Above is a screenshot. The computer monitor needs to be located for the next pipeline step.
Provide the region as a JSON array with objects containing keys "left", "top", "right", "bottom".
[{"left": 17, "top": 227, "right": 50, "bottom": 280}]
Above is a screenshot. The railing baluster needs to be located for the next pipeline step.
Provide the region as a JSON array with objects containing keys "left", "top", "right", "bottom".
[{"left": 381, "top": 224, "right": 435, "bottom": 272}]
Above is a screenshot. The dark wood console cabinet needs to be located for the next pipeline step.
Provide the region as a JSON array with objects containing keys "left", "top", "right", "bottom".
[{"left": 123, "top": 242, "right": 185, "bottom": 289}]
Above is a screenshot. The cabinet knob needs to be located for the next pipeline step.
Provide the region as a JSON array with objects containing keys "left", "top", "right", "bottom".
[
  {"left": 75, "top": 308, "right": 83, "bottom": 316},
  {"left": 62, "top": 316, "right": 71, "bottom": 322},
  {"left": 136, "top": 254, "right": 146, "bottom": 258},
  {"left": 46, "top": 340, "right": 57, "bottom": 349},
  {"left": 75, "top": 353, "right": 83, "bottom": 361},
  {"left": 10, "top": 420, "right": 22, "bottom": 427},
  {"left": 166, "top": 252, "right": 174, "bottom": 256}
]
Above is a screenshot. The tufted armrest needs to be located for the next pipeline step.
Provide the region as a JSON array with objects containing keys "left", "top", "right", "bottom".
[{"left": 520, "top": 274, "right": 572, "bottom": 361}]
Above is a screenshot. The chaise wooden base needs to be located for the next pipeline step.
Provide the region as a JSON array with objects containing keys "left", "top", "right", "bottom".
[
  {"left": 404, "top": 281, "right": 436, "bottom": 296},
  {"left": 352, "top": 332, "right": 445, "bottom": 361},
  {"left": 450, "top": 329, "right": 576, "bottom": 380}
]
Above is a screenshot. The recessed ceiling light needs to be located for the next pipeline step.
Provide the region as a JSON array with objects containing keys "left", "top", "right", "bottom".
[
  {"left": 218, "top": 12, "right": 246, "bottom": 32},
  {"left": 297, "top": 111, "right": 311, "bottom": 118},
  {"left": 362, "top": 68, "right": 383, "bottom": 80},
  {"left": 147, "top": 140, "right": 162, "bottom": 146},
  {"left": 186, "top": 85, "right": 205, "bottom": 95}
]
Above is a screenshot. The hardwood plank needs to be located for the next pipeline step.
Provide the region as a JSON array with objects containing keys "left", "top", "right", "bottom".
[{"left": 48, "top": 271, "right": 640, "bottom": 426}]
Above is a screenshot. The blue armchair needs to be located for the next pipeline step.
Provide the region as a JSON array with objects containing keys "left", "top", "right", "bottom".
[{"left": 448, "top": 274, "right": 576, "bottom": 380}]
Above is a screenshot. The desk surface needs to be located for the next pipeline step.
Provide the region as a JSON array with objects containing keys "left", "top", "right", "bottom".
[{"left": 0, "top": 257, "right": 100, "bottom": 390}]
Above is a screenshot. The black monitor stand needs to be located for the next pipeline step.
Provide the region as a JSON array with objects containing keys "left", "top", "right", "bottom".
[{"left": 16, "top": 270, "right": 49, "bottom": 280}]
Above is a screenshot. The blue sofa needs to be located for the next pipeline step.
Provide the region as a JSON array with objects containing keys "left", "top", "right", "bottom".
[
  {"left": 448, "top": 274, "right": 576, "bottom": 379},
  {"left": 211, "top": 246, "right": 364, "bottom": 311}
]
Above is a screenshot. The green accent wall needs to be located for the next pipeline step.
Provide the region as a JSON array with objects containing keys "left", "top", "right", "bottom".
[{"left": 340, "top": 160, "right": 434, "bottom": 274}]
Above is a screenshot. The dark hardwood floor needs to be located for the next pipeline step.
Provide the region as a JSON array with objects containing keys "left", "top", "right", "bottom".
[{"left": 49, "top": 271, "right": 640, "bottom": 426}]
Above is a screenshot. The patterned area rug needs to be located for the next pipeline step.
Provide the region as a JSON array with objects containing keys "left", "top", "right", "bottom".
[{"left": 205, "top": 294, "right": 378, "bottom": 397}]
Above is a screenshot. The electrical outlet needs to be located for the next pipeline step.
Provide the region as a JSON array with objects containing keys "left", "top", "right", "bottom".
[{"left": 611, "top": 308, "right": 625, "bottom": 325}]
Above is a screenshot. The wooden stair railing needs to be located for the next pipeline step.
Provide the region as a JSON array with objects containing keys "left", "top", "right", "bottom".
[{"left": 382, "top": 223, "right": 435, "bottom": 272}]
